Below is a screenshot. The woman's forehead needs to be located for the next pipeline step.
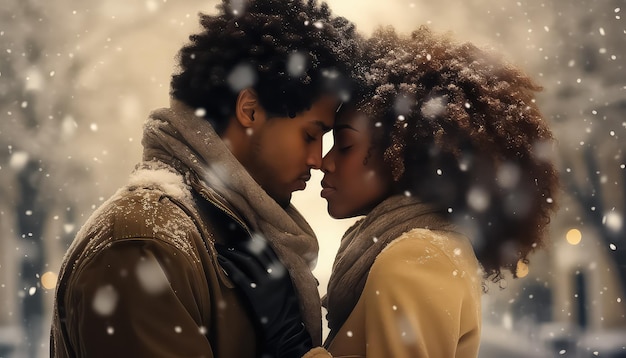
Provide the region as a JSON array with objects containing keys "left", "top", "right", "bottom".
[{"left": 336, "top": 108, "right": 370, "bottom": 128}]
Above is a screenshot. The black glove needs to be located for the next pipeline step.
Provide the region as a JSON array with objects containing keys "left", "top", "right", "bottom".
[{"left": 215, "top": 234, "right": 313, "bottom": 358}]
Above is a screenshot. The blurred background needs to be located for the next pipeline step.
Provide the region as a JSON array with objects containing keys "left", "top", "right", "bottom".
[{"left": 0, "top": 0, "right": 624, "bottom": 357}]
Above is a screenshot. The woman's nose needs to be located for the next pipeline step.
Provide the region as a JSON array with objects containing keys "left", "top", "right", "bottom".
[{"left": 321, "top": 147, "right": 336, "bottom": 173}]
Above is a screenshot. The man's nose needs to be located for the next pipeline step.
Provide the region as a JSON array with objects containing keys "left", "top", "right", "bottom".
[{"left": 307, "top": 140, "right": 324, "bottom": 169}]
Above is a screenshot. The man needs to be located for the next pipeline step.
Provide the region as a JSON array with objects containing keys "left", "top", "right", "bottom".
[{"left": 50, "top": 0, "right": 358, "bottom": 356}]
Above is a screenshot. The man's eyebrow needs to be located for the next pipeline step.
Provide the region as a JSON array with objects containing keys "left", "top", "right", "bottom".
[
  {"left": 333, "top": 123, "right": 358, "bottom": 132},
  {"left": 314, "top": 120, "right": 333, "bottom": 133}
]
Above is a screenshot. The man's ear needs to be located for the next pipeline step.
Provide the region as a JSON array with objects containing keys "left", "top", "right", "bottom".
[{"left": 235, "top": 88, "right": 260, "bottom": 128}]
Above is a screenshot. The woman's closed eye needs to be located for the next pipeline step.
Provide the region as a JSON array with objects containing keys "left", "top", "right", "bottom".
[{"left": 338, "top": 145, "right": 353, "bottom": 153}]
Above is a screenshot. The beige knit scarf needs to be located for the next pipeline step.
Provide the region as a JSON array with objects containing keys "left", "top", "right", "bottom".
[
  {"left": 322, "top": 195, "right": 453, "bottom": 345},
  {"left": 142, "top": 99, "right": 322, "bottom": 345}
]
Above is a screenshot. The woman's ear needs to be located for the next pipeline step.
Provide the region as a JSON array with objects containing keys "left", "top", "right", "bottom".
[{"left": 235, "top": 88, "right": 260, "bottom": 128}]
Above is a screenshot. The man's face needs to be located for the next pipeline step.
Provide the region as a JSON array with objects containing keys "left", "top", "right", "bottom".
[{"left": 243, "top": 95, "right": 337, "bottom": 207}]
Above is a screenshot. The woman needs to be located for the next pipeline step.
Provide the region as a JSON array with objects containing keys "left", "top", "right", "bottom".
[{"left": 303, "top": 26, "right": 560, "bottom": 357}]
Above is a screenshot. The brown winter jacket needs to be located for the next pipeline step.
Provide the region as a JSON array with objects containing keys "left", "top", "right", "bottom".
[
  {"left": 51, "top": 100, "right": 322, "bottom": 357},
  {"left": 50, "top": 178, "right": 260, "bottom": 357}
]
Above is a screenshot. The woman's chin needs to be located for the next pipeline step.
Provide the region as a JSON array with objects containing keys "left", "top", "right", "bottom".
[
  {"left": 327, "top": 203, "right": 358, "bottom": 220},
  {"left": 327, "top": 204, "right": 346, "bottom": 220}
]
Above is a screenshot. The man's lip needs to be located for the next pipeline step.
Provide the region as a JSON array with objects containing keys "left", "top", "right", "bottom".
[
  {"left": 293, "top": 173, "right": 310, "bottom": 190},
  {"left": 295, "top": 180, "right": 307, "bottom": 190}
]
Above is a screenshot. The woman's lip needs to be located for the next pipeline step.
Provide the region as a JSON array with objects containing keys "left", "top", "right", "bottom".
[{"left": 321, "top": 187, "right": 336, "bottom": 198}]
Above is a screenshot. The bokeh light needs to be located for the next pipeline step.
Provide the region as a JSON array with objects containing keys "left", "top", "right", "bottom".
[
  {"left": 566, "top": 228, "right": 582, "bottom": 245},
  {"left": 41, "top": 271, "right": 58, "bottom": 290},
  {"left": 516, "top": 260, "right": 529, "bottom": 278}
]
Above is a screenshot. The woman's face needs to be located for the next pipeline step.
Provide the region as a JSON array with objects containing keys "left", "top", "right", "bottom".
[{"left": 321, "top": 108, "right": 394, "bottom": 219}]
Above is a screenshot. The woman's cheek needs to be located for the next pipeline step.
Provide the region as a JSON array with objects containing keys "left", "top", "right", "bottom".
[{"left": 361, "top": 169, "right": 377, "bottom": 183}]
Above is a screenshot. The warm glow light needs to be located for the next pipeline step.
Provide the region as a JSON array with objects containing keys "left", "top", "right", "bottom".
[
  {"left": 41, "top": 271, "right": 58, "bottom": 290},
  {"left": 566, "top": 228, "right": 582, "bottom": 245},
  {"left": 516, "top": 260, "right": 529, "bottom": 278}
]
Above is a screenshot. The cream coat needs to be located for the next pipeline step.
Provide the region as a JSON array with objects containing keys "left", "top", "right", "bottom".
[{"left": 306, "top": 228, "right": 483, "bottom": 358}]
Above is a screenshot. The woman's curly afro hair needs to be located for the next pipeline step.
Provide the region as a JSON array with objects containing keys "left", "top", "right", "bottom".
[
  {"left": 355, "top": 26, "right": 560, "bottom": 282},
  {"left": 170, "top": 0, "right": 360, "bottom": 134}
]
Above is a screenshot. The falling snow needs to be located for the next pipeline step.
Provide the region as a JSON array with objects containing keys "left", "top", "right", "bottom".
[
  {"left": 227, "top": 63, "right": 257, "bottom": 92},
  {"left": 1, "top": 1, "right": 625, "bottom": 357},
  {"left": 135, "top": 256, "right": 171, "bottom": 295},
  {"left": 92, "top": 285, "right": 118, "bottom": 316},
  {"left": 287, "top": 52, "right": 308, "bottom": 77},
  {"left": 420, "top": 96, "right": 447, "bottom": 119}
]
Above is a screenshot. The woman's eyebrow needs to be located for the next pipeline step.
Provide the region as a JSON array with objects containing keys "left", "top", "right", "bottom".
[{"left": 333, "top": 123, "right": 359, "bottom": 132}]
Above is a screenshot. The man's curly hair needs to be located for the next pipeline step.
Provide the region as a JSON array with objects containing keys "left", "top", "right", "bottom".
[
  {"left": 354, "top": 26, "right": 560, "bottom": 281},
  {"left": 170, "top": 0, "right": 360, "bottom": 134}
]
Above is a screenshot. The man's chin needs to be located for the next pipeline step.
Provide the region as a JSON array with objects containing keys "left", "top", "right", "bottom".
[
  {"left": 258, "top": 183, "right": 291, "bottom": 208},
  {"left": 271, "top": 192, "right": 292, "bottom": 209}
]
